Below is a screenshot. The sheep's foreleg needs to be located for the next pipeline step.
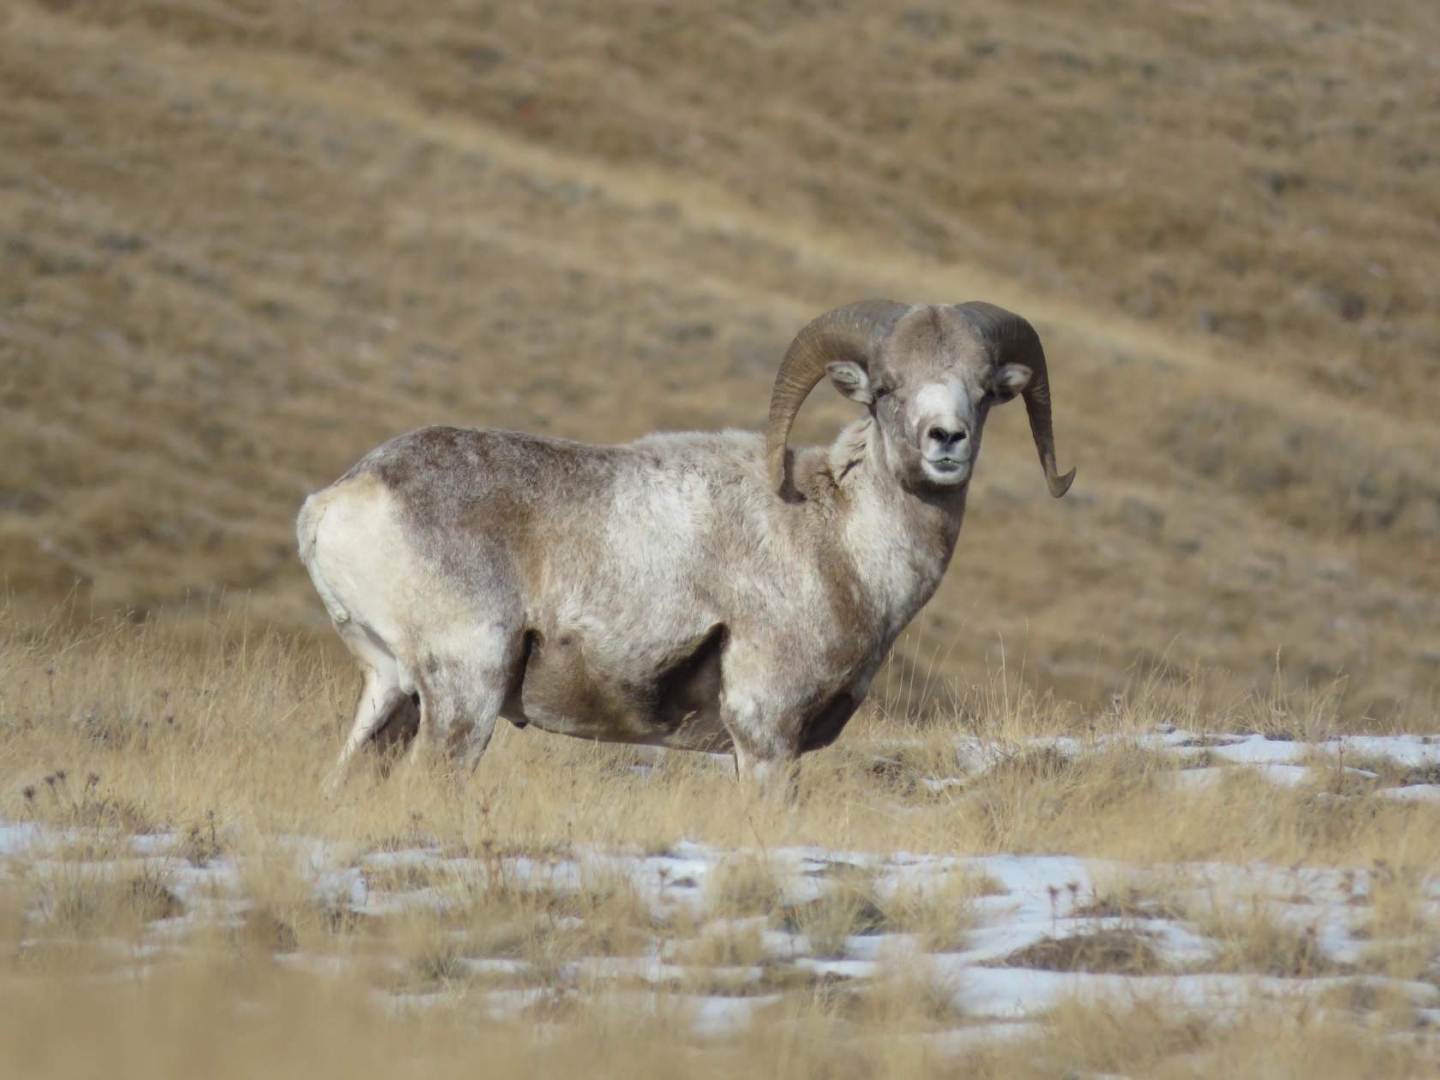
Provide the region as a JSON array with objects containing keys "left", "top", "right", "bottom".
[
  {"left": 734, "top": 741, "right": 800, "bottom": 805},
  {"left": 407, "top": 654, "right": 509, "bottom": 778}
]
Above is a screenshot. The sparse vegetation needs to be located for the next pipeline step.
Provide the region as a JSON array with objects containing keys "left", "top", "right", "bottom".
[
  {"left": 1, "top": 618, "right": 1436, "bottom": 1073},
  {"left": 1073, "top": 878, "right": 1184, "bottom": 922},
  {"left": 1189, "top": 896, "right": 1343, "bottom": 978},
  {"left": 173, "top": 811, "right": 225, "bottom": 868},
  {"left": 706, "top": 856, "right": 786, "bottom": 919},
  {"left": 4, "top": 0, "right": 1440, "bottom": 1074},
  {"left": 35, "top": 863, "right": 182, "bottom": 939},
  {"left": 670, "top": 922, "right": 768, "bottom": 969},
  {"left": 18, "top": 770, "right": 154, "bottom": 834},
  {"left": 880, "top": 869, "right": 1000, "bottom": 952},
  {"left": 782, "top": 867, "right": 888, "bottom": 958}
]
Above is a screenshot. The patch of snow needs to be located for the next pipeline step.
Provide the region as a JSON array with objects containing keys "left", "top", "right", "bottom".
[
  {"left": 375, "top": 990, "right": 451, "bottom": 1014},
  {"left": 457, "top": 956, "right": 531, "bottom": 978},
  {"left": 1318, "top": 736, "right": 1440, "bottom": 769},
  {"left": 0, "top": 821, "right": 51, "bottom": 856},
  {"left": 794, "top": 957, "right": 877, "bottom": 979},
  {"left": 562, "top": 955, "right": 687, "bottom": 985},
  {"left": 481, "top": 987, "right": 559, "bottom": 1020},
  {"left": 563, "top": 988, "right": 784, "bottom": 1038},
  {"left": 274, "top": 953, "right": 356, "bottom": 977},
  {"left": 944, "top": 968, "right": 1439, "bottom": 1021},
  {"left": 1258, "top": 763, "right": 1326, "bottom": 786},
  {"left": 358, "top": 847, "right": 446, "bottom": 870},
  {"left": 845, "top": 932, "right": 923, "bottom": 962},
  {"left": 688, "top": 994, "right": 785, "bottom": 1038},
  {"left": 912, "top": 1021, "right": 1041, "bottom": 1056},
  {"left": 129, "top": 833, "right": 179, "bottom": 857},
  {"left": 1206, "top": 736, "right": 1310, "bottom": 766},
  {"left": 1376, "top": 784, "right": 1440, "bottom": 803},
  {"left": 1165, "top": 767, "right": 1227, "bottom": 791},
  {"left": 920, "top": 777, "right": 966, "bottom": 794},
  {"left": 360, "top": 885, "right": 447, "bottom": 917}
]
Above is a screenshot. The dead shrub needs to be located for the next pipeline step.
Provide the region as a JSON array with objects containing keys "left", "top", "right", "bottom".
[{"left": 997, "top": 929, "right": 1165, "bottom": 975}]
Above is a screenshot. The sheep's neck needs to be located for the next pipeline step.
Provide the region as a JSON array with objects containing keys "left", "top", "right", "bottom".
[{"left": 821, "top": 420, "right": 968, "bottom": 637}]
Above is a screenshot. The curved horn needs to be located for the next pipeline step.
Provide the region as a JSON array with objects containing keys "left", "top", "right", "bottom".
[
  {"left": 953, "top": 302, "right": 1075, "bottom": 498},
  {"left": 766, "top": 300, "right": 910, "bottom": 496}
]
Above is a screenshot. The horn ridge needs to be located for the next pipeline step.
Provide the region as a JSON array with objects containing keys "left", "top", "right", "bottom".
[
  {"left": 953, "top": 302, "right": 1075, "bottom": 498},
  {"left": 765, "top": 300, "right": 910, "bottom": 497}
]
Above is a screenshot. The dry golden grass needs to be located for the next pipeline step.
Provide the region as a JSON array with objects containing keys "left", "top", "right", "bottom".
[
  {"left": 671, "top": 921, "right": 770, "bottom": 971},
  {"left": 1027, "top": 996, "right": 1437, "bottom": 1080},
  {"left": 4, "top": 611, "right": 1439, "bottom": 868},
  {"left": 1188, "top": 896, "right": 1344, "bottom": 978},
  {"left": 782, "top": 866, "right": 889, "bottom": 958},
  {"left": 884, "top": 868, "right": 1001, "bottom": 953},
  {"left": 30, "top": 861, "right": 183, "bottom": 941},
  {"left": 0, "top": 612, "right": 1435, "bottom": 1077},
  {"left": 1073, "top": 870, "right": 1188, "bottom": 922},
  {"left": 1, "top": 960, "right": 1435, "bottom": 1080},
  {"left": 705, "top": 854, "right": 788, "bottom": 918},
  {"left": 1365, "top": 860, "right": 1436, "bottom": 943}
]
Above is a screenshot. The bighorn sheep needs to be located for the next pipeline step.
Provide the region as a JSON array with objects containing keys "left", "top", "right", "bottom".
[{"left": 298, "top": 301, "right": 1073, "bottom": 795}]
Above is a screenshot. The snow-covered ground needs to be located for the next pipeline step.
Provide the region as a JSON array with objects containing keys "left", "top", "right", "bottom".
[
  {"left": 935, "top": 725, "right": 1440, "bottom": 800},
  {"left": 3, "top": 729, "right": 1438, "bottom": 1048}
]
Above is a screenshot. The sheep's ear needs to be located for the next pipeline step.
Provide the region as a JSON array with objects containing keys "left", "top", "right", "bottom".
[
  {"left": 994, "top": 363, "right": 1032, "bottom": 402},
  {"left": 826, "top": 360, "right": 873, "bottom": 406}
]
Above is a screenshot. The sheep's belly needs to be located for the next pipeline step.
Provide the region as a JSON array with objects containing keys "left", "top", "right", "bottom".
[
  {"left": 518, "top": 697, "right": 732, "bottom": 753},
  {"left": 506, "top": 623, "right": 732, "bottom": 753}
]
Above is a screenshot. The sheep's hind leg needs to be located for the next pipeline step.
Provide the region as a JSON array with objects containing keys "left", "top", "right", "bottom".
[
  {"left": 324, "top": 667, "right": 407, "bottom": 797},
  {"left": 372, "top": 694, "right": 420, "bottom": 761}
]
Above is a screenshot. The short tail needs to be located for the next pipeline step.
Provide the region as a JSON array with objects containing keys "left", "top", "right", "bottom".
[
  {"left": 296, "top": 492, "right": 326, "bottom": 567},
  {"left": 296, "top": 490, "right": 350, "bottom": 624}
]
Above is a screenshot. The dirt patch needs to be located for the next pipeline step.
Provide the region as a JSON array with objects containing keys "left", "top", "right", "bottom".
[{"left": 996, "top": 930, "right": 1166, "bottom": 975}]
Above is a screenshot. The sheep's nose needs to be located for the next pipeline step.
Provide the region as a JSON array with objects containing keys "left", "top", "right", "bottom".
[{"left": 926, "top": 423, "right": 970, "bottom": 449}]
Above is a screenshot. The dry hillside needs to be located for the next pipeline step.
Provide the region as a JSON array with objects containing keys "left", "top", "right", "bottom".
[{"left": 3, "top": 0, "right": 1439, "bottom": 717}]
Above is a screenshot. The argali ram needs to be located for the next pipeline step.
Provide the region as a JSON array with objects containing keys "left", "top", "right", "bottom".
[{"left": 298, "top": 301, "right": 1075, "bottom": 797}]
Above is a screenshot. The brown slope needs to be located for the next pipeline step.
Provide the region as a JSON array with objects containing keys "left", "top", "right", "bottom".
[{"left": 2, "top": 0, "right": 1437, "bottom": 716}]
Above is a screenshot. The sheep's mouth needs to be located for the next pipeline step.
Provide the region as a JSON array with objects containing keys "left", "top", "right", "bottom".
[{"left": 922, "top": 457, "right": 971, "bottom": 484}]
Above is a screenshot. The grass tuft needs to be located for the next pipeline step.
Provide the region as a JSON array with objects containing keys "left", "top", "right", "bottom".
[{"left": 1189, "top": 898, "right": 1343, "bottom": 978}]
